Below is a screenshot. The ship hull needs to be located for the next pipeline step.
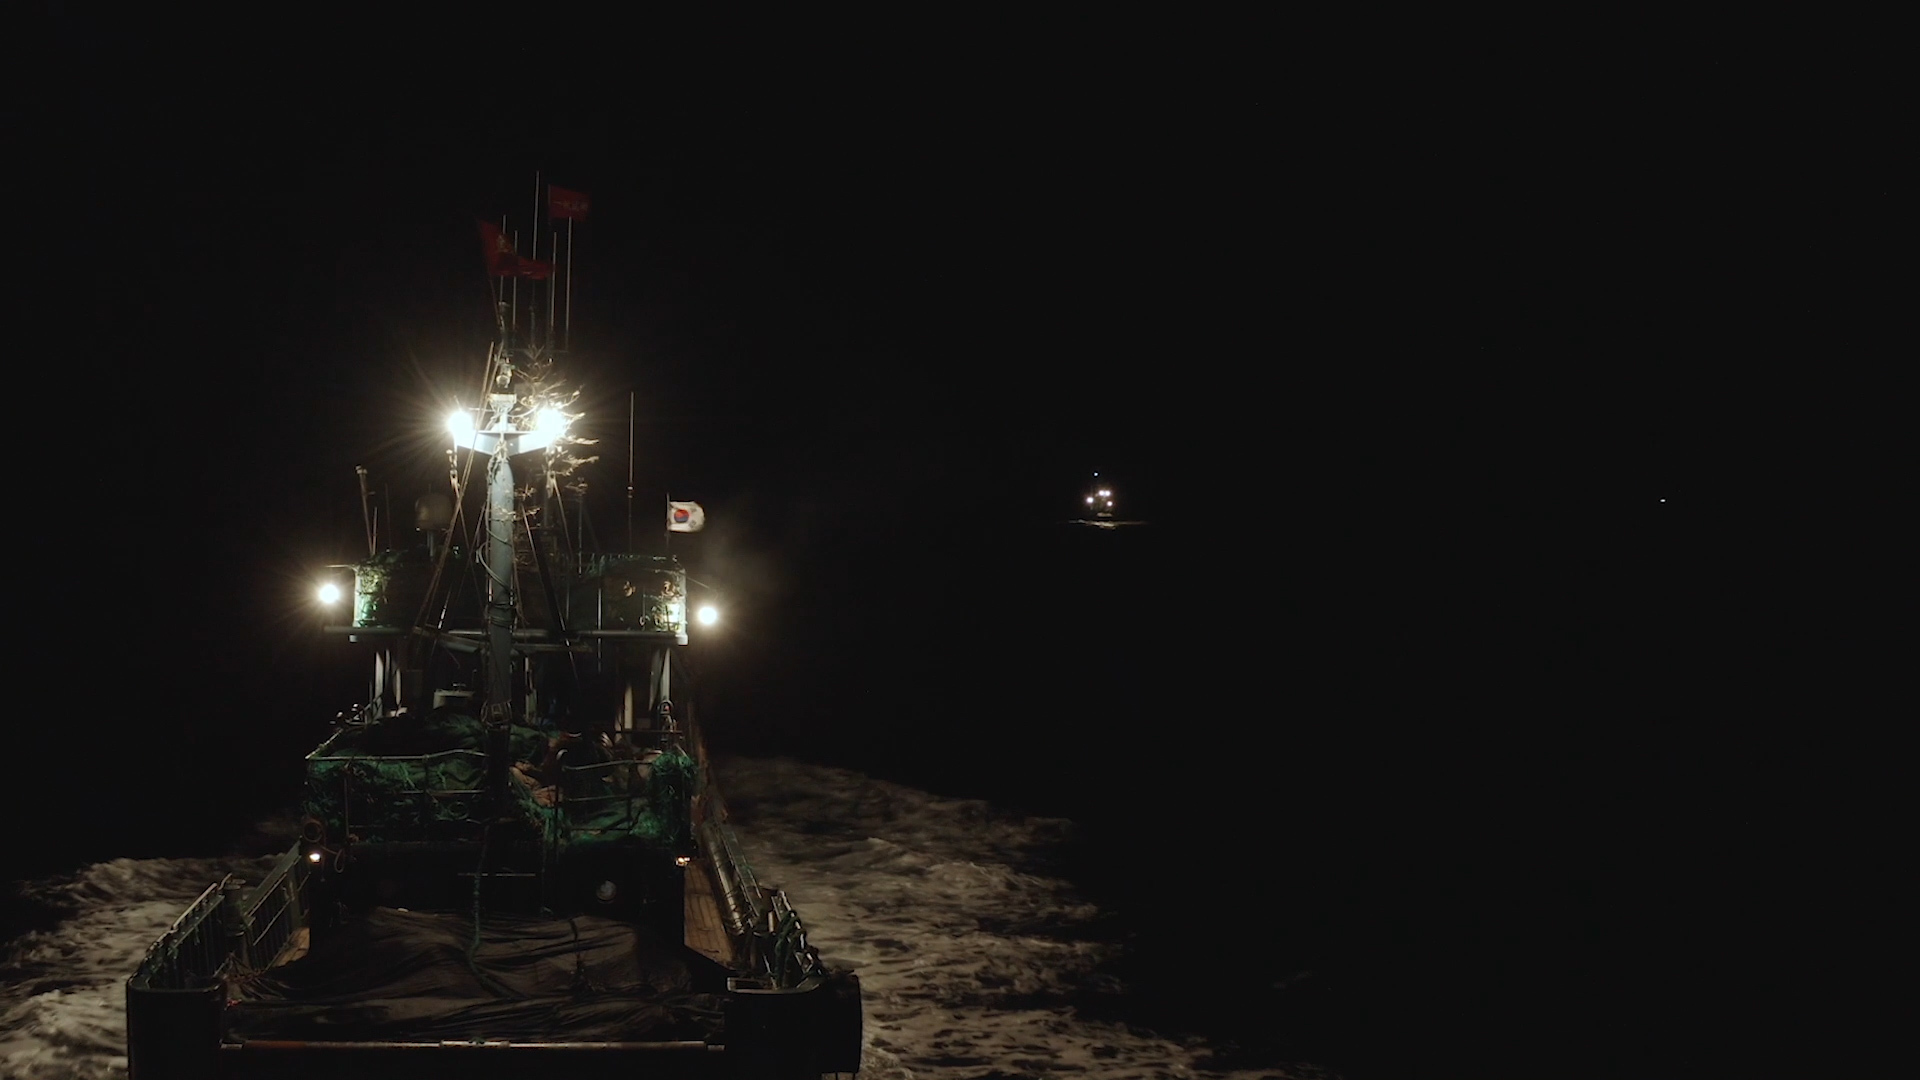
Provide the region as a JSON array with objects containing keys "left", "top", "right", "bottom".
[{"left": 128, "top": 803, "right": 861, "bottom": 1078}]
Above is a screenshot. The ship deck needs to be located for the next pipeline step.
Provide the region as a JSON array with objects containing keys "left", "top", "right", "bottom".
[
  {"left": 217, "top": 855, "right": 745, "bottom": 1050},
  {"left": 223, "top": 906, "right": 731, "bottom": 1045}
]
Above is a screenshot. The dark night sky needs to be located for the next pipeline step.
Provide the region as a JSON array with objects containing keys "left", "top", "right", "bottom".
[{"left": 13, "top": 14, "right": 1902, "bottom": 1077}]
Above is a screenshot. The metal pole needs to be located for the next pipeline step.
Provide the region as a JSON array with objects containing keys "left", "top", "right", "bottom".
[
  {"left": 654, "top": 647, "right": 671, "bottom": 716},
  {"left": 487, "top": 448, "right": 516, "bottom": 714},
  {"left": 356, "top": 465, "right": 375, "bottom": 557},
  {"left": 531, "top": 171, "right": 541, "bottom": 348},
  {"left": 475, "top": 402, "right": 520, "bottom": 808},
  {"left": 564, "top": 218, "right": 574, "bottom": 351},
  {"left": 627, "top": 392, "right": 635, "bottom": 552}
]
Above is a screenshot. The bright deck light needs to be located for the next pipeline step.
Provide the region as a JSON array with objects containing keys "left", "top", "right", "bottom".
[
  {"left": 697, "top": 604, "right": 719, "bottom": 626},
  {"left": 446, "top": 409, "right": 473, "bottom": 438},
  {"left": 317, "top": 582, "right": 342, "bottom": 605},
  {"left": 537, "top": 407, "right": 570, "bottom": 435}
]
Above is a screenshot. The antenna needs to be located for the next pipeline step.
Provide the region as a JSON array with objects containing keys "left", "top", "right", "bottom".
[
  {"left": 355, "top": 465, "right": 375, "bottom": 557},
  {"left": 627, "top": 391, "right": 636, "bottom": 551},
  {"left": 564, "top": 217, "right": 574, "bottom": 351},
  {"left": 532, "top": 171, "right": 541, "bottom": 347}
]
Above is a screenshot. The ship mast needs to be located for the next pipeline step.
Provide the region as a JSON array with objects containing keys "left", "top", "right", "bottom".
[
  {"left": 448, "top": 341, "right": 570, "bottom": 800},
  {"left": 483, "top": 390, "right": 519, "bottom": 722}
]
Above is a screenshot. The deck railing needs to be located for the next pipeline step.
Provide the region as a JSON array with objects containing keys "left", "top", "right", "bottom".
[
  {"left": 236, "top": 848, "right": 312, "bottom": 969},
  {"left": 128, "top": 846, "right": 317, "bottom": 992},
  {"left": 128, "top": 879, "right": 230, "bottom": 990},
  {"left": 308, "top": 747, "right": 490, "bottom": 838}
]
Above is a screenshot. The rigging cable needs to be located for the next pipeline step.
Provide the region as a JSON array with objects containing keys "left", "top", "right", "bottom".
[
  {"left": 408, "top": 336, "right": 499, "bottom": 626},
  {"left": 409, "top": 337, "right": 503, "bottom": 658}
]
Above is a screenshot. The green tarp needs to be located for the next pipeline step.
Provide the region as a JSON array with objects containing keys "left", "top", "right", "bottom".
[{"left": 305, "top": 709, "right": 694, "bottom": 851}]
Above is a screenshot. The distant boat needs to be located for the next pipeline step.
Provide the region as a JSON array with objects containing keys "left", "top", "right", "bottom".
[{"left": 1082, "top": 476, "right": 1115, "bottom": 519}]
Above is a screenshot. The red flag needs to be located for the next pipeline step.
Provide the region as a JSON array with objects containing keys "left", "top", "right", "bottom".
[
  {"left": 476, "top": 222, "right": 552, "bottom": 277},
  {"left": 548, "top": 185, "right": 590, "bottom": 221},
  {"left": 476, "top": 220, "right": 518, "bottom": 276}
]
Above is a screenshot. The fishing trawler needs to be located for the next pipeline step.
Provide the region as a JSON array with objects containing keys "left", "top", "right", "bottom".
[
  {"left": 1083, "top": 476, "right": 1116, "bottom": 519},
  {"left": 125, "top": 195, "right": 862, "bottom": 1078},
  {"left": 1071, "top": 472, "right": 1119, "bottom": 523}
]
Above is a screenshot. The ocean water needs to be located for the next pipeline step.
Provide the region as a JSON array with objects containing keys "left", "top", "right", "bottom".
[
  {"left": 0, "top": 756, "right": 1332, "bottom": 1080},
  {"left": 12, "top": 504, "right": 1859, "bottom": 1079},
  {"left": 0, "top": 855, "right": 280, "bottom": 1079}
]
